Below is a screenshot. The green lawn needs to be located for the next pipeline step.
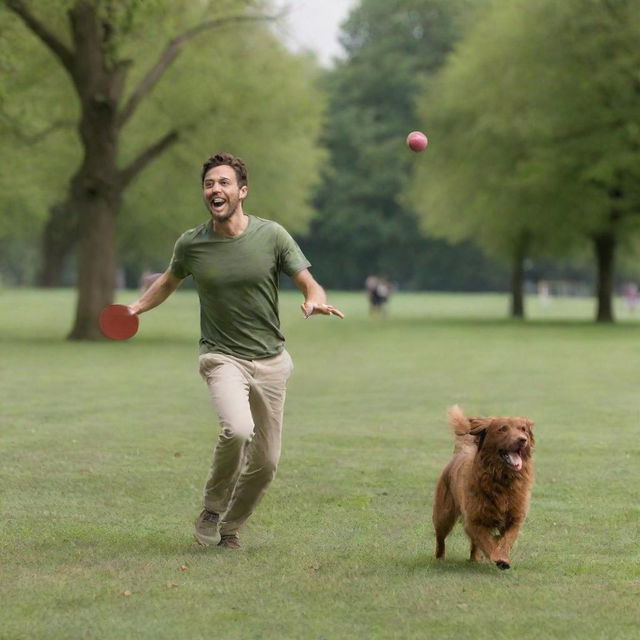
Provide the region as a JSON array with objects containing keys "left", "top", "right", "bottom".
[{"left": 1, "top": 289, "right": 639, "bottom": 639}]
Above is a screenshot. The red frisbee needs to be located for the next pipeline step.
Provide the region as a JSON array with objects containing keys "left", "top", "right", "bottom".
[{"left": 99, "top": 304, "right": 139, "bottom": 340}]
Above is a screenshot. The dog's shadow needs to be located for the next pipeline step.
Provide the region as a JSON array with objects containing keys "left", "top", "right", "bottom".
[{"left": 407, "top": 553, "right": 501, "bottom": 575}]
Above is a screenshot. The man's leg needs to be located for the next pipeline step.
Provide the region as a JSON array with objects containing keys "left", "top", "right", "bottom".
[
  {"left": 198, "top": 354, "right": 255, "bottom": 516},
  {"left": 218, "top": 350, "right": 293, "bottom": 538}
]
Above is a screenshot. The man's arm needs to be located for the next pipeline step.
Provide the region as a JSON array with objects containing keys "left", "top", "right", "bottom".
[
  {"left": 291, "top": 268, "right": 344, "bottom": 319},
  {"left": 128, "top": 269, "right": 183, "bottom": 315}
]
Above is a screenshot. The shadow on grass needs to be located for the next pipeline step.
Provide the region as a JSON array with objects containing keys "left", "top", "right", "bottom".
[
  {"left": 0, "top": 334, "right": 197, "bottom": 346},
  {"left": 4, "top": 317, "right": 639, "bottom": 350},
  {"left": 368, "top": 317, "right": 640, "bottom": 331},
  {"left": 406, "top": 553, "right": 499, "bottom": 575},
  {"left": 17, "top": 529, "right": 231, "bottom": 564}
]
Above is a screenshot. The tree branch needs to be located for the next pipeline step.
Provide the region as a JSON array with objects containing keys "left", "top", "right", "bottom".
[
  {"left": 117, "top": 12, "right": 275, "bottom": 129},
  {"left": 4, "top": 0, "right": 75, "bottom": 73},
  {"left": 118, "top": 129, "right": 180, "bottom": 188},
  {"left": 117, "top": 98, "right": 223, "bottom": 188}
]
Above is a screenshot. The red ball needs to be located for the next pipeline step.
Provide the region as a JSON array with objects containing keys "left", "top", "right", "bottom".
[{"left": 406, "top": 131, "right": 428, "bottom": 152}]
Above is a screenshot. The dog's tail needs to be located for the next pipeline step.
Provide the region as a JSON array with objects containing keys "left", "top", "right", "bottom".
[{"left": 447, "top": 404, "right": 472, "bottom": 453}]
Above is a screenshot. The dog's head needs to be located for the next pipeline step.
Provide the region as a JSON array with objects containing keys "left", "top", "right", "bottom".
[{"left": 468, "top": 416, "right": 535, "bottom": 472}]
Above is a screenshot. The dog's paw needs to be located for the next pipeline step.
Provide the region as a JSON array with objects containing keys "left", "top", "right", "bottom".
[{"left": 495, "top": 560, "right": 510, "bottom": 570}]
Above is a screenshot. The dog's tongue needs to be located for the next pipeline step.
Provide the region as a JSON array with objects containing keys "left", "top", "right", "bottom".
[{"left": 507, "top": 452, "right": 523, "bottom": 471}]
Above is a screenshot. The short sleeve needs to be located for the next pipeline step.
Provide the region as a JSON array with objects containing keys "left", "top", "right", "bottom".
[
  {"left": 169, "top": 235, "right": 191, "bottom": 280},
  {"left": 275, "top": 225, "right": 311, "bottom": 277}
]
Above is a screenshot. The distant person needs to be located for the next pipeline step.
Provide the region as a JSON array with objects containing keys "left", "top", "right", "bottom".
[
  {"left": 140, "top": 270, "right": 163, "bottom": 292},
  {"left": 366, "top": 275, "right": 392, "bottom": 317},
  {"left": 127, "top": 152, "right": 344, "bottom": 549},
  {"left": 537, "top": 280, "right": 550, "bottom": 306},
  {"left": 365, "top": 275, "right": 379, "bottom": 315},
  {"left": 624, "top": 282, "right": 638, "bottom": 313}
]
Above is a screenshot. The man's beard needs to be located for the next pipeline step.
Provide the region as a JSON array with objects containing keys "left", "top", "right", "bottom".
[
  {"left": 207, "top": 196, "right": 240, "bottom": 222},
  {"left": 211, "top": 208, "right": 234, "bottom": 223}
]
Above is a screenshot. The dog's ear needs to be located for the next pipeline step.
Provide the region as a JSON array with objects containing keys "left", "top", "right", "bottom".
[{"left": 468, "top": 417, "right": 488, "bottom": 436}]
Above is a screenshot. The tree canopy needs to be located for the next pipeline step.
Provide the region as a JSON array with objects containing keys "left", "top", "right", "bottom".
[
  {"left": 410, "top": 0, "right": 640, "bottom": 320},
  {"left": 298, "top": 0, "right": 506, "bottom": 292},
  {"left": 1, "top": 0, "right": 326, "bottom": 337}
]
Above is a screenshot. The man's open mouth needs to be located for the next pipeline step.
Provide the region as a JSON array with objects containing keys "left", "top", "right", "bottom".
[
  {"left": 211, "top": 198, "right": 226, "bottom": 208},
  {"left": 500, "top": 449, "right": 524, "bottom": 471}
]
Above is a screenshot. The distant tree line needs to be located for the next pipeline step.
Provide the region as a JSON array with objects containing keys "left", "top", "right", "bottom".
[
  {"left": 296, "top": 0, "right": 508, "bottom": 293},
  {"left": 2, "top": 0, "right": 639, "bottom": 334},
  {"left": 418, "top": 0, "right": 640, "bottom": 321},
  {"left": 298, "top": 0, "right": 640, "bottom": 321}
]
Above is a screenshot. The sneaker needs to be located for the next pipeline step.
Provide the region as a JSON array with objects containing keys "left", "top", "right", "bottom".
[
  {"left": 194, "top": 509, "right": 219, "bottom": 546},
  {"left": 217, "top": 534, "right": 241, "bottom": 549}
]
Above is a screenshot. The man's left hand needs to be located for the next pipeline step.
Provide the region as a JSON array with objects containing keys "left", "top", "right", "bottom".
[{"left": 301, "top": 302, "right": 345, "bottom": 319}]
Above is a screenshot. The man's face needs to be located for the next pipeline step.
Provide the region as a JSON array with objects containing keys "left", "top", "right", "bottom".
[{"left": 202, "top": 165, "right": 247, "bottom": 223}]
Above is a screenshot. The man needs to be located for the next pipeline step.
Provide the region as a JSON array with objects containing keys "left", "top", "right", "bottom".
[{"left": 128, "top": 152, "right": 343, "bottom": 549}]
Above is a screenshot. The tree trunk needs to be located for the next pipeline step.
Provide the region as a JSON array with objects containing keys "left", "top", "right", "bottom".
[
  {"left": 510, "top": 255, "right": 525, "bottom": 318},
  {"left": 66, "top": 115, "right": 121, "bottom": 339},
  {"left": 593, "top": 230, "right": 616, "bottom": 323},
  {"left": 38, "top": 201, "right": 78, "bottom": 287},
  {"left": 67, "top": 191, "right": 119, "bottom": 340},
  {"left": 65, "top": 1, "right": 126, "bottom": 339},
  {"left": 509, "top": 232, "right": 529, "bottom": 319},
  {"left": 65, "top": 115, "right": 121, "bottom": 340}
]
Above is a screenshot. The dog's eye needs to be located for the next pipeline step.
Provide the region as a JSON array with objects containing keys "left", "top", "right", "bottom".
[{"left": 499, "top": 425, "right": 508, "bottom": 432}]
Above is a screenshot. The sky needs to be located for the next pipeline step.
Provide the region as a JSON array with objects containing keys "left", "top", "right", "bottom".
[{"left": 272, "top": 0, "right": 358, "bottom": 67}]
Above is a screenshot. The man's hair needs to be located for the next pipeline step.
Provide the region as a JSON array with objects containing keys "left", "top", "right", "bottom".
[{"left": 201, "top": 153, "right": 248, "bottom": 188}]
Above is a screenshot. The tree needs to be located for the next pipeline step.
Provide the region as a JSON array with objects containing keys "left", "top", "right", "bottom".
[
  {"left": 0, "top": 7, "right": 79, "bottom": 285},
  {"left": 299, "top": 0, "right": 505, "bottom": 292},
  {"left": 115, "top": 38, "right": 326, "bottom": 280},
  {"left": 2, "top": 0, "right": 325, "bottom": 337},
  {"left": 410, "top": 0, "right": 640, "bottom": 321},
  {"left": 528, "top": 0, "right": 640, "bottom": 322}
]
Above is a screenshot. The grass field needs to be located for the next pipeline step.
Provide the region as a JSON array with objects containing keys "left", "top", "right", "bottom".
[{"left": 2, "top": 289, "right": 639, "bottom": 639}]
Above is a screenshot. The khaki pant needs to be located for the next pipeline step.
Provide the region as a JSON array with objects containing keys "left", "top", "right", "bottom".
[{"left": 198, "top": 349, "right": 294, "bottom": 536}]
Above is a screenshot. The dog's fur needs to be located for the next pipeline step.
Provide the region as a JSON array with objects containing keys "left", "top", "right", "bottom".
[{"left": 432, "top": 405, "right": 535, "bottom": 570}]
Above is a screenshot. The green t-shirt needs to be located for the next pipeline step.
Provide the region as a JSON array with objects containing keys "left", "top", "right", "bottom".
[{"left": 169, "top": 215, "right": 311, "bottom": 360}]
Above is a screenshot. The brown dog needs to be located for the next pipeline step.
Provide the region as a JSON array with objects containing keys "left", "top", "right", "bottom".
[{"left": 432, "top": 405, "right": 534, "bottom": 570}]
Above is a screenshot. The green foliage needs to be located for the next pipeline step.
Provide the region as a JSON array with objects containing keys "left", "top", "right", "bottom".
[
  {"left": 304, "top": 0, "right": 502, "bottom": 291},
  {"left": 0, "top": 8, "right": 80, "bottom": 282},
  {"left": 410, "top": 0, "right": 640, "bottom": 260},
  {"left": 0, "top": 5, "right": 80, "bottom": 215},
  {"left": 117, "top": 7, "right": 327, "bottom": 268},
  {"left": 0, "top": 0, "right": 325, "bottom": 280},
  {"left": 2, "top": 289, "right": 640, "bottom": 638}
]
